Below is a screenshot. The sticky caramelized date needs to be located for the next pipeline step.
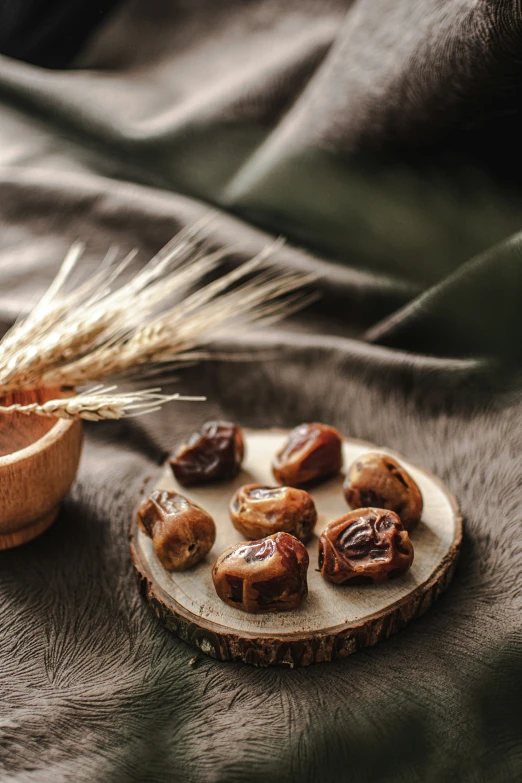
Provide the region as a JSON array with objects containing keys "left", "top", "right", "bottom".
[
  {"left": 137, "top": 489, "right": 216, "bottom": 571},
  {"left": 212, "top": 532, "right": 309, "bottom": 613},
  {"left": 272, "top": 423, "right": 343, "bottom": 487},
  {"left": 343, "top": 453, "right": 423, "bottom": 532},
  {"left": 229, "top": 484, "right": 317, "bottom": 543},
  {"left": 318, "top": 508, "right": 413, "bottom": 585},
  {"left": 170, "top": 421, "right": 244, "bottom": 486}
]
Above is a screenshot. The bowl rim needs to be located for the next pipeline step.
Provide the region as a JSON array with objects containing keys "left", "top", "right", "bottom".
[{"left": 0, "top": 416, "right": 76, "bottom": 468}]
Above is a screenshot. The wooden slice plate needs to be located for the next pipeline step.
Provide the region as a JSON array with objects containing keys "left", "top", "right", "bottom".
[{"left": 130, "top": 430, "right": 462, "bottom": 667}]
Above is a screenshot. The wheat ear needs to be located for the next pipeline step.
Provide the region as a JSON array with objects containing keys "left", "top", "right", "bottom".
[
  {"left": 0, "top": 224, "right": 314, "bottom": 397},
  {"left": 0, "top": 386, "right": 206, "bottom": 422}
]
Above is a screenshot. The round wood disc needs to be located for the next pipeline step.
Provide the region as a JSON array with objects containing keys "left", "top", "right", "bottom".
[{"left": 130, "top": 430, "right": 462, "bottom": 667}]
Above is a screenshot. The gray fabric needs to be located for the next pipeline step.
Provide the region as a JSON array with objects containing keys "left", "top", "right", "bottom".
[{"left": 0, "top": 2, "right": 522, "bottom": 782}]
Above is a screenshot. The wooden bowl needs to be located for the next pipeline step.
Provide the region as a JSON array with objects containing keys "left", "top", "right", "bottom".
[{"left": 0, "top": 388, "right": 83, "bottom": 549}]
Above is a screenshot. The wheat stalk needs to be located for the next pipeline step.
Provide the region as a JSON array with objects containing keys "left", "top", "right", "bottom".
[
  {"left": 0, "top": 386, "right": 206, "bottom": 422},
  {"left": 0, "top": 221, "right": 314, "bottom": 419}
]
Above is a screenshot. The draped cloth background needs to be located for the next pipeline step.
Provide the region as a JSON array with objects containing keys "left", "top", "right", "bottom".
[{"left": 0, "top": 2, "right": 522, "bottom": 781}]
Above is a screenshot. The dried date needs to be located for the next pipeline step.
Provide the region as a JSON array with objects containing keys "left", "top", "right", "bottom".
[
  {"left": 212, "top": 532, "right": 309, "bottom": 613},
  {"left": 170, "top": 421, "right": 244, "bottom": 486},
  {"left": 137, "top": 489, "right": 216, "bottom": 571},
  {"left": 229, "top": 484, "right": 317, "bottom": 543},
  {"left": 318, "top": 508, "right": 414, "bottom": 585},
  {"left": 343, "top": 453, "right": 423, "bottom": 532},
  {"left": 272, "top": 423, "right": 343, "bottom": 487}
]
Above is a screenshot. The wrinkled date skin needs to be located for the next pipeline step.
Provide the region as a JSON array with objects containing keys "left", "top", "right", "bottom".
[
  {"left": 170, "top": 421, "right": 244, "bottom": 486},
  {"left": 272, "top": 423, "right": 343, "bottom": 488},
  {"left": 319, "top": 508, "right": 414, "bottom": 585},
  {"left": 343, "top": 453, "right": 423, "bottom": 532},
  {"left": 137, "top": 489, "right": 216, "bottom": 571},
  {"left": 229, "top": 484, "right": 317, "bottom": 543},
  {"left": 212, "top": 532, "right": 309, "bottom": 613}
]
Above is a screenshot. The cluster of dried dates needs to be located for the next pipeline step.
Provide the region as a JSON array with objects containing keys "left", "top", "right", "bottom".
[{"left": 137, "top": 420, "right": 423, "bottom": 614}]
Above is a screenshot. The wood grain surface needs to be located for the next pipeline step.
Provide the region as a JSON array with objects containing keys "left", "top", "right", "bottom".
[
  {"left": 130, "top": 430, "right": 462, "bottom": 667},
  {"left": 0, "top": 389, "right": 83, "bottom": 549}
]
